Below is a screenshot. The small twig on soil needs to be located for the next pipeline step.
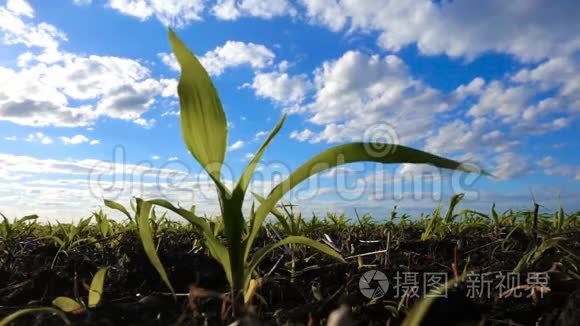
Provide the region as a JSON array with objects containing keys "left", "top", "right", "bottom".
[
  {"left": 463, "top": 239, "right": 504, "bottom": 255},
  {"left": 385, "top": 231, "right": 391, "bottom": 267},
  {"left": 345, "top": 249, "right": 389, "bottom": 260},
  {"left": 265, "top": 255, "right": 285, "bottom": 277}
]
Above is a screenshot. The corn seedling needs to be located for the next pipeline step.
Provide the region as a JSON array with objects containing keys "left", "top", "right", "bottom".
[
  {"left": 0, "top": 266, "right": 109, "bottom": 325},
  {"left": 120, "top": 28, "right": 485, "bottom": 311},
  {"left": 46, "top": 216, "right": 92, "bottom": 267},
  {"left": 0, "top": 213, "right": 39, "bottom": 241}
]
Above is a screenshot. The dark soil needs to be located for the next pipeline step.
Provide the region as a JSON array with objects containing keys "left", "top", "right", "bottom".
[{"left": 1, "top": 227, "right": 579, "bottom": 325}]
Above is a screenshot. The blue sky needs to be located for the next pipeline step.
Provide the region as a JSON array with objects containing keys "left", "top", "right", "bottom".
[{"left": 0, "top": 0, "right": 579, "bottom": 221}]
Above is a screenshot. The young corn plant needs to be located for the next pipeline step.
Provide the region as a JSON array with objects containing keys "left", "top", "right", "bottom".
[
  {"left": 0, "top": 213, "right": 39, "bottom": 241},
  {"left": 136, "top": 28, "right": 485, "bottom": 308},
  {"left": 0, "top": 267, "right": 110, "bottom": 325},
  {"left": 46, "top": 216, "right": 92, "bottom": 267}
]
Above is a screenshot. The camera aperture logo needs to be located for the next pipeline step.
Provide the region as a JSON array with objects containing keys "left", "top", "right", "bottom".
[{"left": 359, "top": 270, "right": 389, "bottom": 299}]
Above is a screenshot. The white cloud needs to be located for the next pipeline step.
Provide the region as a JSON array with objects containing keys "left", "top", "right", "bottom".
[
  {"left": 105, "top": 0, "right": 205, "bottom": 27},
  {"left": 0, "top": 51, "right": 174, "bottom": 127},
  {"left": 60, "top": 134, "right": 95, "bottom": 145},
  {"left": 133, "top": 117, "right": 156, "bottom": 128},
  {"left": 254, "top": 130, "right": 268, "bottom": 140},
  {"left": 0, "top": 152, "right": 223, "bottom": 220},
  {"left": 212, "top": 0, "right": 296, "bottom": 20},
  {"left": 425, "top": 119, "right": 518, "bottom": 155},
  {"left": 243, "top": 152, "right": 254, "bottom": 160},
  {"left": 25, "top": 132, "right": 53, "bottom": 144},
  {"left": 299, "top": 51, "right": 445, "bottom": 144},
  {"left": 1, "top": 1, "right": 175, "bottom": 129},
  {"left": 493, "top": 152, "right": 533, "bottom": 180},
  {"left": 152, "top": 155, "right": 160, "bottom": 160},
  {"left": 228, "top": 140, "right": 245, "bottom": 151},
  {"left": 464, "top": 57, "right": 580, "bottom": 136},
  {"left": 200, "top": 41, "right": 275, "bottom": 76},
  {"left": 89, "top": 139, "right": 100, "bottom": 145},
  {"left": 158, "top": 52, "right": 180, "bottom": 72},
  {"left": 538, "top": 156, "right": 555, "bottom": 168},
  {"left": 289, "top": 129, "right": 314, "bottom": 142},
  {"left": 158, "top": 40, "right": 275, "bottom": 77},
  {"left": 297, "top": 0, "right": 580, "bottom": 62},
  {"left": 247, "top": 71, "right": 312, "bottom": 106},
  {"left": 4, "top": 136, "right": 17, "bottom": 141},
  {"left": 0, "top": 1, "right": 66, "bottom": 50},
  {"left": 6, "top": 0, "right": 33, "bottom": 18}
]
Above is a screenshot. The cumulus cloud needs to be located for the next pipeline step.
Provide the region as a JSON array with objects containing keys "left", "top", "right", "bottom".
[
  {"left": 60, "top": 134, "right": 99, "bottom": 145},
  {"left": 297, "top": 51, "right": 446, "bottom": 144},
  {"left": 102, "top": 0, "right": 205, "bottom": 27},
  {"left": 248, "top": 71, "right": 312, "bottom": 106},
  {"left": 0, "top": 2, "right": 176, "bottom": 129},
  {"left": 228, "top": 140, "right": 245, "bottom": 151},
  {"left": 297, "top": 0, "right": 580, "bottom": 62},
  {"left": 289, "top": 129, "right": 314, "bottom": 142},
  {"left": 212, "top": 0, "right": 296, "bottom": 20},
  {"left": 25, "top": 132, "right": 53, "bottom": 144},
  {"left": 493, "top": 152, "right": 534, "bottom": 180},
  {"left": 254, "top": 130, "right": 268, "bottom": 140},
  {"left": 159, "top": 40, "right": 275, "bottom": 76},
  {"left": 0, "top": 0, "right": 66, "bottom": 50},
  {"left": 200, "top": 41, "right": 275, "bottom": 76}
]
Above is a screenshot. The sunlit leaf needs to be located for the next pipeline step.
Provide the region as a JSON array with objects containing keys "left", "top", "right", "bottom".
[
  {"left": 245, "top": 143, "right": 487, "bottom": 257},
  {"left": 104, "top": 199, "right": 132, "bottom": 222},
  {"left": 52, "top": 296, "right": 83, "bottom": 313},
  {"left": 243, "top": 235, "right": 345, "bottom": 290},
  {"left": 233, "top": 114, "right": 286, "bottom": 201},
  {"left": 444, "top": 193, "right": 464, "bottom": 223},
  {"left": 168, "top": 28, "right": 227, "bottom": 181},
  {"left": 138, "top": 201, "right": 175, "bottom": 295},
  {"left": 149, "top": 198, "right": 233, "bottom": 285},
  {"left": 88, "top": 266, "right": 110, "bottom": 308}
]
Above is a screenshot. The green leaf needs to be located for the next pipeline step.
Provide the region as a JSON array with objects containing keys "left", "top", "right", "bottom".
[
  {"left": 137, "top": 201, "right": 175, "bottom": 295},
  {"left": 491, "top": 203, "right": 499, "bottom": 225},
  {"left": 19, "top": 215, "right": 39, "bottom": 223},
  {"left": 168, "top": 28, "right": 227, "bottom": 181},
  {"left": 243, "top": 235, "right": 345, "bottom": 291},
  {"left": 233, "top": 114, "right": 286, "bottom": 201},
  {"left": 0, "top": 307, "right": 70, "bottom": 326},
  {"left": 88, "top": 266, "right": 110, "bottom": 308},
  {"left": 52, "top": 296, "right": 83, "bottom": 313},
  {"left": 251, "top": 192, "right": 291, "bottom": 233},
  {"left": 148, "top": 198, "right": 232, "bottom": 284},
  {"left": 443, "top": 193, "right": 464, "bottom": 224},
  {"left": 245, "top": 142, "right": 487, "bottom": 257},
  {"left": 104, "top": 199, "right": 132, "bottom": 221}
]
